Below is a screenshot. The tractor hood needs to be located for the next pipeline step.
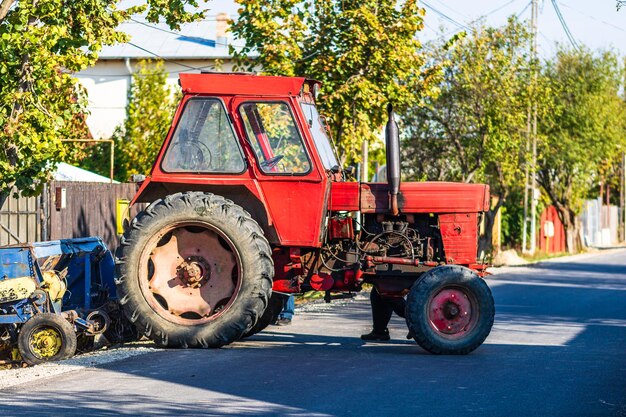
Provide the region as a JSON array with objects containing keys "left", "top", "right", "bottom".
[{"left": 329, "top": 181, "right": 490, "bottom": 214}]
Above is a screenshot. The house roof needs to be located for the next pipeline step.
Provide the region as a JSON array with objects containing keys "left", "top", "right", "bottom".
[
  {"left": 98, "top": 18, "right": 234, "bottom": 60},
  {"left": 54, "top": 163, "right": 119, "bottom": 183}
]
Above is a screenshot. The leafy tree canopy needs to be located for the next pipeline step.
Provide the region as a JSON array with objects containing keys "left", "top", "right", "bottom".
[
  {"left": 537, "top": 47, "right": 626, "bottom": 251},
  {"left": 230, "top": 0, "right": 441, "bottom": 163},
  {"left": 403, "top": 17, "right": 532, "bottom": 187},
  {"left": 401, "top": 17, "right": 535, "bottom": 253},
  {"left": 0, "top": 0, "right": 205, "bottom": 199}
]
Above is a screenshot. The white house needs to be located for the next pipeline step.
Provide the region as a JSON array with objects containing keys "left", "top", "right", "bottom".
[{"left": 75, "top": 13, "right": 238, "bottom": 139}]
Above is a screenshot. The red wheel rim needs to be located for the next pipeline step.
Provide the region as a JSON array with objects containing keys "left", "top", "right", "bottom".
[
  {"left": 139, "top": 222, "right": 242, "bottom": 325},
  {"left": 427, "top": 286, "right": 478, "bottom": 339}
]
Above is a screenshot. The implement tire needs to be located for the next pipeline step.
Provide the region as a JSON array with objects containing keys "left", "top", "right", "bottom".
[
  {"left": 406, "top": 266, "right": 494, "bottom": 355},
  {"left": 18, "top": 313, "right": 77, "bottom": 365},
  {"left": 116, "top": 192, "right": 274, "bottom": 348}
]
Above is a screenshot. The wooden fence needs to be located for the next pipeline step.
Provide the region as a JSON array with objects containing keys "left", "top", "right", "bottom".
[
  {"left": 0, "top": 189, "right": 41, "bottom": 246},
  {"left": 0, "top": 182, "right": 144, "bottom": 253}
]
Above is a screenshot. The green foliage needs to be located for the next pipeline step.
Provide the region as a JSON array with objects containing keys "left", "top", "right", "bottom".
[
  {"left": 230, "top": 0, "right": 440, "bottom": 163},
  {"left": 402, "top": 17, "right": 532, "bottom": 192},
  {"left": 0, "top": 0, "right": 205, "bottom": 197},
  {"left": 537, "top": 47, "right": 626, "bottom": 234},
  {"left": 401, "top": 18, "right": 535, "bottom": 253},
  {"left": 80, "top": 60, "right": 177, "bottom": 181}
]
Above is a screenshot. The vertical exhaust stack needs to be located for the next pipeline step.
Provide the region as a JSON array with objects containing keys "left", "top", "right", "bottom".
[{"left": 385, "top": 104, "right": 401, "bottom": 216}]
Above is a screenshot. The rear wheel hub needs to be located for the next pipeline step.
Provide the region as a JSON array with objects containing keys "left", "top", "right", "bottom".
[
  {"left": 176, "top": 256, "right": 211, "bottom": 289},
  {"left": 30, "top": 328, "right": 62, "bottom": 359}
]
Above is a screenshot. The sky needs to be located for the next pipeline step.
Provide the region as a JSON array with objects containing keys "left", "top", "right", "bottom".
[{"left": 208, "top": 0, "right": 626, "bottom": 59}]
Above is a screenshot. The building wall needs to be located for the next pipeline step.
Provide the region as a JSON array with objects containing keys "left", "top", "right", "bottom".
[
  {"left": 75, "top": 58, "right": 236, "bottom": 139},
  {"left": 580, "top": 199, "right": 620, "bottom": 246}
]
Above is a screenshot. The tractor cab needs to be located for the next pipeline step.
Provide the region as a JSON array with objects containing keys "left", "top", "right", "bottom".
[{"left": 133, "top": 73, "right": 340, "bottom": 248}]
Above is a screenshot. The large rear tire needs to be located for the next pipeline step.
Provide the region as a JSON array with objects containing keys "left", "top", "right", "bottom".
[
  {"left": 406, "top": 265, "right": 494, "bottom": 355},
  {"left": 116, "top": 192, "right": 274, "bottom": 348}
]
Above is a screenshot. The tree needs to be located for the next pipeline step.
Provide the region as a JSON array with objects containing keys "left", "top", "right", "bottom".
[
  {"left": 401, "top": 17, "right": 534, "bottom": 255},
  {"left": 230, "top": 0, "right": 440, "bottom": 167},
  {"left": 537, "top": 47, "right": 626, "bottom": 253},
  {"left": 0, "top": 0, "right": 205, "bottom": 205},
  {"left": 78, "top": 60, "right": 177, "bottom": 181}
]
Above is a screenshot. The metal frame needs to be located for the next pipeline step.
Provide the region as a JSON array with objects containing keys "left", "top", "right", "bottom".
[{"left": 61, "top": 139, "right": 115, "bottom": 183}]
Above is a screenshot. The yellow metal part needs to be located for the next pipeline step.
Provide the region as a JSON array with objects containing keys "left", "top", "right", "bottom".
[
  {"left": 0, "top": 277, "right": 37, "bottom": 303},
  {"left": 11, "top": 347, "right": 22, "bottom": 362},
  {"left": 116, "top": 199, "right": 130, "bottom": 234},
  {"left": 30, "top": 328, "right": 62, "bottom": 358},
  {"left": 41, "top": 271, "right": 66, "bottom": 303}
]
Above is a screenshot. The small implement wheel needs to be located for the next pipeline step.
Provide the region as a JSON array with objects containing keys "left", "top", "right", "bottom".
[
  {"left": 406, "top": 266, "right": 494, "bottom": 355},
  {"left": 116, "top": 192, "right": 274, "bottom": 348},
  {"left": 18, "top": 313, "right": 77, "bottom": 366},
  {"left": 242, "top": 293, "right": 287, "bottom": 338}
]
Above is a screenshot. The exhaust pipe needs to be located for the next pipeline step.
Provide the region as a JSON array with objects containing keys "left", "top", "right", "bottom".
[{"left": 385, "top": 104, "right": 401, "bottom": 215}]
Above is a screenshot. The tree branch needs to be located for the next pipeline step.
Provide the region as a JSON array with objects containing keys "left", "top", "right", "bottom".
[{"left": 0, "top": 0, "right": 15, "bottom": 22}]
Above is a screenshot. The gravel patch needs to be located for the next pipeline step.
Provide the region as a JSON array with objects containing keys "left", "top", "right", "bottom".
[
  {"left": 0, "top": 291, "right": 371, "bottom": 390},
  {"left": 0, "top": 345, "right": 157, "bottom": 390}
]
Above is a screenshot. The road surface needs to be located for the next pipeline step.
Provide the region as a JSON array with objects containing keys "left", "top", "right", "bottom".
[{"left": 1, "top": 249, "right": 625, "bottom": 416}]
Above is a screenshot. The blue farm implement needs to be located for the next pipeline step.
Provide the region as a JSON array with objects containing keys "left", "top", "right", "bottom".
[{"left": 0, "top": 237, "right": 130, "bottom": 365}]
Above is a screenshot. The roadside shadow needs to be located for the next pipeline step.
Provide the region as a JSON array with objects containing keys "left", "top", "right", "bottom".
[{"left": 1, "top": 268, "right": 626, "bottom": 417}]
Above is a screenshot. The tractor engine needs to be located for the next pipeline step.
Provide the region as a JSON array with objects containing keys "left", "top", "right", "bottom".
[
  {"left": 326, "top": 213, "right": 442, "bottom": 266},
  {"left": 279, "top": 212, "right": 446, "bottom": 296}
]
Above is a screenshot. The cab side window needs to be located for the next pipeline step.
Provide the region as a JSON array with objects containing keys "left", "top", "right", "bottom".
[{"left": 239, "top": 102, "right": 311, "bottom": 174}]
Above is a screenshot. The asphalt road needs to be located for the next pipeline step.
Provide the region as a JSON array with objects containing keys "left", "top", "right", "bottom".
[{"left": 1, "top": 249, "right": 625, "bottom": 417}]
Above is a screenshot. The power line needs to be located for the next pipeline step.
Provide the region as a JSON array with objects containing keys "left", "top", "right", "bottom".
[
  {"left": 550, "top": 0, "right": 579, "bottom": 50},
  {"left": 127, "top": 17, "right": 249, "bottom": 49},
  {"left": 421, "top": 1, "right": 470, "bottom": 31},
  {"left": 517, "top": 1, "right": 532, "bottom": 18},
  {"left": 127, "top": 42, "right": 203, "bottom": 70},
  {"left": 479, "top": 0, "right": 521, "bottom": 20},
  {"left": 428, "top": 0, "right": 468, "bottom": 20},
  {"left": 442, "top": 0, "right": 523, "bottom": 38},
  {"left": 75, "top": 63, "right": 220, "bottom": 78},
  {"left": 558, "top": 2, "right": 626, "bottom": 33}
]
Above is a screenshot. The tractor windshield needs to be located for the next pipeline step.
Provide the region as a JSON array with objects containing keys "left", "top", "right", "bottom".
[{"left": 300, "top": 103, "right": 339, "bottom": 170}]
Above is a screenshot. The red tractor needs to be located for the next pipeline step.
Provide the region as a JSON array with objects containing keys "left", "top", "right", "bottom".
[{"left": 116, "top": 73, "right": 495, "bottom": 354}]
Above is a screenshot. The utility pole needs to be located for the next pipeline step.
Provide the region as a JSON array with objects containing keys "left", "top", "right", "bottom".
[
  {"left": 522, "top": 109, "right": 531, "bottom": 253},
  {"left": 523, "top": 0, "right": 538, "bottom": 254},
  {"left": 528, "top": 0, "right": 539, "bottom": 255},
  {"left": 361, "top": 140, "right": 369, "bottom": 182},
  {"left": 622, "top": 152, "right": 625, "bottom": 242}
]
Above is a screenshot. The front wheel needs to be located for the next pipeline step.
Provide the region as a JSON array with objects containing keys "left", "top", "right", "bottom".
[{"left": 406, "top": 266, "right": 494, "bottom": 355}]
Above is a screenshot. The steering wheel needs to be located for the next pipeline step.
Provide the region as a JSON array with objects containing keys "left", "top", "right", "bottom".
[
  {"left": 260, "top": 154, "right": 284, "bottom": 170},
  {"left": 170, "top": 140, "right": 213, "bottom": 171}
]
